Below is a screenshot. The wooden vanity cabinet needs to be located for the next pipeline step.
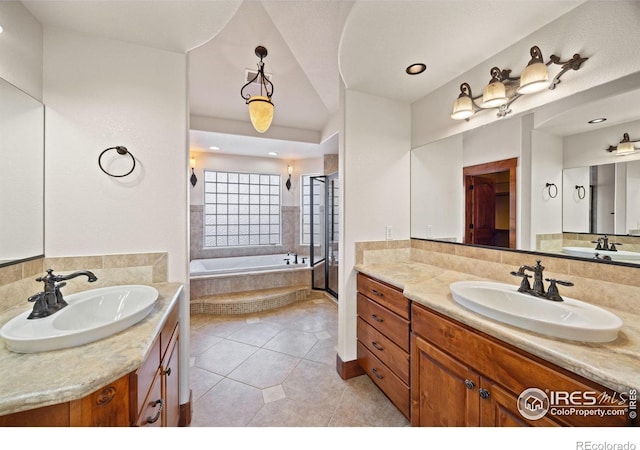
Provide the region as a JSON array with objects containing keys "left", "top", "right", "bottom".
[
  {"left": 411, "top": 302, "right": 630, "bottom": 427},
  {"left": 130, "top": 302, "right": 179, "bottom": 427},
  {"left": 356, "top": 273, "right": 411, "bottom": 419}
]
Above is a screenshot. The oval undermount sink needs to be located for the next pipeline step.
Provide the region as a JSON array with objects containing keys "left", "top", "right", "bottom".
[
  {"left": 562, "top": 246, "right": 640, "bottom": 261},
  {"left": 449, "top": 281, "right": 622, "bottom": 343},
  {"left": 0, "top": 285, "right": 158, "bottom": 353}
]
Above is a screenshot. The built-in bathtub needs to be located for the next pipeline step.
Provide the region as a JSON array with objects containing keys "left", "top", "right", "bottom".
[{"left": 189, "top": 254, "right": 312, "bottom": 315}]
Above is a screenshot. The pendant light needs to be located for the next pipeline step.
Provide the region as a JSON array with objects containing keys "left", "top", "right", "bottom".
[{"left": 240, "top": 46, "right": 274, "bottom": 133}]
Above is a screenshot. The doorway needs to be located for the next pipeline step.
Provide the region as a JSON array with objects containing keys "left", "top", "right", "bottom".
[
  {"left": 309, "top": 173, "right": 339, "bottom": 298},
  {"left": 463, "top": 158, "right": 517, "bottom": 249}
]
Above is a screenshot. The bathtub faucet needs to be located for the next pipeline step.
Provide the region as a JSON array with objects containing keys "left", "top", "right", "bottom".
[{"left": 287, "top": 252, "right": 299, "bottom": 264}]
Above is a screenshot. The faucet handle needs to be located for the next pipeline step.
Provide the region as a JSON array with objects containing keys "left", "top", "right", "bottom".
[
  {"left": 510, "top": 271, "right": 532, "bottom": 293},
  {"left": 544, "top": 278, "right": 574, "bottom": 302},
  {"left": 610, "top": 242, "right": 621, "bottom": 251}
]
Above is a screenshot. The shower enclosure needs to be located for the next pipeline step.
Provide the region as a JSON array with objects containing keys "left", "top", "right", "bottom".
[{"left": 308, "top": 173, "right": 339, "bottom": 298}]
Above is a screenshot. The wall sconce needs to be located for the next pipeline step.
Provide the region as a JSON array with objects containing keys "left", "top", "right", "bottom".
[
  {"left": 606, "top": 133, "right": 639, "bottom": 156},
  {"left": 286, "top": 164, "right": 293, "bottom": 191},
  {"left": 451, "top": 46, "right": 588, "bottom": 121},
  {"left": 240, "top": 46, "right": 274, "bottom": 134},
  {"left": 190, "top": 156, "right": 197, "bottom": 187}
]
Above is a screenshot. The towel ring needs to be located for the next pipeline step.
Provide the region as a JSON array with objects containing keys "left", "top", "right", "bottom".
[
  {"left": 545, "top": 182, "right": 558, "bottom": 198},
  {"left": 98, "top": 146, "right": 136, "bottom": 178},
  {"left": 575, "top": 185, "right": 586, "bottom": 200}
]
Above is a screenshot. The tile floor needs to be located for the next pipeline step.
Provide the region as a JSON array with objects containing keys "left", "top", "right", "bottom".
[{"left": 189, "top": 291, "right": 410, "bottom": 427}]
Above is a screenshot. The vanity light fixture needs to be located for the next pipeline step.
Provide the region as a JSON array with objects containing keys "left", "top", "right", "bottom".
[
  {"left": 606, "top": 133, "right": 639, "bottom": 156},
  {"left": 190, "top": 156, "right": 198, "bottom": 187},
  {"left": 240, "top": 46, "right": 274, "bottom": 134},
  {"left": 451, "top": 45, "right": 588, "bottom": 121},
  {"left": 406, "top": 63, "right": 427, "bottom": 75},
  {"left": 286, "top": 164, "right": 293, "bottom": 191}
]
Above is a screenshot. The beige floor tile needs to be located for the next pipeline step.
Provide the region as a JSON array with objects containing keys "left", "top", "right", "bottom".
[
  {"left": 262, "top": 384, "right": 286, "bottom": 403},
  {"left": 190, "top": 366, "right": 224, "bottom": 402},
  {"left": 195, "top": 339, "right": 258, "bottom": 376},
  {"left": 227, "top": 348, "right": 301, "bottom": 389},
  {"left": 248, "top": 398, "right": 332, "bottom": 427},
  {"left": 191, "top": 378, "right": 263, "bottom": 427},
  {"left": 283, "top": 359, "right": 346, "bottom": 414},
  {"left": 226, "top": 321, "right": 283, "bottom": 347},
  {"left": 263, "top": 329, "right": 318, "bottom": 357},
  {"left": 189, "top": 329, "right": 223, "bottom": 355}
]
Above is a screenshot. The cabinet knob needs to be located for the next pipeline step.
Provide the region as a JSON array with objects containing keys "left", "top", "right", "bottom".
[
  {"left": 371, "top": 368, "right": 384, "bottom": 380},
  {"left": 146, "top": 399, "right": 164, "bottom": 424},
  {"left": 464, "top": 379, "right": 475, "bottom": 390},
  {"left": 163, "top": 367, "right": 172, "bottom": 376},
  {"left": 371, "top": 314, "right": 384, "bottom": 323},
  {"left": 371, "top": 289, "right": 384, "bottom": 297},
  {"left": 479, "top": 388, "right": 490, "bottom": 400}
]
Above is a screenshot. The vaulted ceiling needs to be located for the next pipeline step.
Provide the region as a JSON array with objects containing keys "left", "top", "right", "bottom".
[{"left": 23, "top": 0, "right": 591, "bottom": 158}]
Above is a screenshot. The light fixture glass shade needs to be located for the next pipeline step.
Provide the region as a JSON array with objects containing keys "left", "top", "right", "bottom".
[
  {"left": 451, "top": 95, "right": 474, "bottom": 120},
  {"left": 616, "top": 141, "right": 635, "bottom": 155},
  {"left": 482, "top": 81, "right": 508, "bottom": 108},
  {"left": 517, "top": 62, "right": 549, "bottom": 94},
  {"left": 248, "top": 96, "right": 274, "bottom": 133}
]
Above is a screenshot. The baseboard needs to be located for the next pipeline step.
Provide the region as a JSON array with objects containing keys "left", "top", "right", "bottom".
[
  {"left": 335, "top": 353, "right": 364, "bottom": 380},
  {"left": 178, "top": 390, "right": 192, "bottom": 426}
]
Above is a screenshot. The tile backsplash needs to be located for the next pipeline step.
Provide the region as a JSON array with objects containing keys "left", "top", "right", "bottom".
[{"left": 0, "top": 253, "right": 167, "bottom": 313}]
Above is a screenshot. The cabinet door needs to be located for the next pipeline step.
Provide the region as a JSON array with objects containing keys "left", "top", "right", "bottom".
[
  {"left": 479, "top": 379, "right": 561, "bottom": 427},
  {"left": 163, "top": 331, "right": 180, "bottom": 427},
  {"left": 135, "top": 370, "right": 163, "bottom": 427},
  {"left": 411, "top": 334, "right": 480, "bottom": 427}
]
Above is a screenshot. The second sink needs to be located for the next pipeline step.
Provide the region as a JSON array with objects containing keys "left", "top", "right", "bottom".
[{"left": 449, "top": 281, "right": 623, "bottom": 343}]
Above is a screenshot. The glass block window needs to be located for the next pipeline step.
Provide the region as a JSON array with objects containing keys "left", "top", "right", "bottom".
[
  {"left": 204, "top": 170, "right": 281, "bottom": 247},
  {"left": 301, "top": 174, "right": 322, "bottom": 246}
]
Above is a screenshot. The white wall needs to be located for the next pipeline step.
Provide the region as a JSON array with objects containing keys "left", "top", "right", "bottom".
[
  {"left": 627, "top": 161, "right": 640, "bottom": 232},
  {"left": 189, "top": 151, "right": 323, "bottom": 208},
  {"left": 411, "top": 134, "right": 463, "bottom": 241},
  {"left": 411, "top": 1, "right": 640, "bottom": 149},
  {"left": 531, "top": 130, "right": 563, "bottom": 243},
  {"left": 339, "top": 89, "right": 410, "bottom": 361},
  {"left": 0, "top": 2, "right": 43, "bottom": 100},
  {"left": 43, "top": 28, "right": 188, "bottom": 282},
  {"left": 562, "top": 166, "right": 590, "bottom": 232}
]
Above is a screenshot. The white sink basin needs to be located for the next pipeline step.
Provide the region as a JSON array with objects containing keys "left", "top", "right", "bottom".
[
  {"left": 449, "top": 281, "right": 622, "bottom": 343},
  {"left": 0, "top": 285, "right": 158, "bottom": 353},
  {"left": 562, "top": 246, "right": 640, "bottom": 261}
]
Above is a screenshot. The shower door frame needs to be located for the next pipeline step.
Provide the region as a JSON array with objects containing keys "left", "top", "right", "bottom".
[{"left": 309, "top": 174, "right": 339, "bottom": 299}]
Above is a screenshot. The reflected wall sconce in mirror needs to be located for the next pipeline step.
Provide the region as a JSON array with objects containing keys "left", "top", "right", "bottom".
[
  {"left": 240, "top": 46, "right": 274, "bottom": 134},
  {"left": 451, "top": 45, "right": 588, "bottom": 121},
  {"left": 575, "top": 185, "right": 586, "bottom": 200},
  {"left": 545, "top": 182, "right": 558, "bottom": 198},
  {"left": 98, "top": 146, "right": 136, "bottom": 178},
  {"left": 286, "top": 164, "right": 293, "bottom": 191},
  {"left": 190, "top": 156, "right": 197, "bottom": 187},
  {"left": 606, "top": 133, "right": 639, "bottom": 156}
]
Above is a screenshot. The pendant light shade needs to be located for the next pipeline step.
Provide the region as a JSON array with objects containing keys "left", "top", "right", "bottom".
[
  {"left": 518, "top": 46, "right": 549, "bottom": 94},
  {"left": 241, "top": 46, "right": 275, "bottom": 134},
  {"left": 481, "top": 67, "right": 508, "bottom": 108},
  {"left": 616, "top": 141, "right": 635, "bottom": 156},
  {"left": 248, "top": 96, "right": 274, "bottom": 133},
  {"left": 451, "top": 83, "right": 474, "bottom": 120}
]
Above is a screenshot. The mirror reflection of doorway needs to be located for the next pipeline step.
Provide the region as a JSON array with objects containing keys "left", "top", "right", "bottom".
[{"left": 463, "top": 158, "right": 517, "bottom": 249}]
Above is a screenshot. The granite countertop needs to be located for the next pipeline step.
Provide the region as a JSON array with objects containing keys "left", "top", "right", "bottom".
[
  {"left": 355, "top": 262, "right": 639, "bottom": 394},
  {"left": 0, "top": 282, "right": 183, "bottom": 416}
]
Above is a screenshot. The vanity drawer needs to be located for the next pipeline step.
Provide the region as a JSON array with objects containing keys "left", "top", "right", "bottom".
[
  {"left": 130, "top": 336, "right": 161, "bottom": 418},
  {"left": 357, "top": 341, "right": 410, "bottom": 419},
  {"left": 358, "top": 317, "right": 410, "bottom": 384},
  {"left": 358, "top": 293, "right": 410, "bottom": 351},
  {"left": 357, "top": 273, "right": 409, "bottom": 319}
]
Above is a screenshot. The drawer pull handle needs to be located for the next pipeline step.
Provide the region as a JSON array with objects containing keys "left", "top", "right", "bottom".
[
  {"left": 464, "top": 379, "right": 475, "bottom": 390},
  {"left": 371, "top": 289, "right": 384, "bottom": 297},
  {"left": 372, "top": 368, "right": 384, "bottom": 380},
  {"left": 371, "top": 341, "right": 384, "bottom": 351},
  {"left": 163, "top": 367, "right": 172, "bottom": 376},
  {"left": 479, "top": 388, "right": 490, "bottom": 400},
  {"left": 371, "top": 314, "right": 384, "bottom": 323},
  {"left": 146, "top": 399, "right": 164, "bottom": 424}
]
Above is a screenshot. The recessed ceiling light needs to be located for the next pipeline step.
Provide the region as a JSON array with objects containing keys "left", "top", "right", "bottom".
[
  {"left": 406, "top": 63, "right": 426, "bottom": 75},
  {"left": 268, "top": 152, "right": 278, "bottom": 156},
  {"left": 588, "top": 118, "right": 607, "bottom": 124},
  {"left": 209, "top": 146, "right": 220, "bottom": 150},
  {"left": 0, "top": 25, "right": 4, "bottom": 34}
]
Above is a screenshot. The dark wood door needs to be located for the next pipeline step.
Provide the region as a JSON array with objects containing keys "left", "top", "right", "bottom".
[
  {"left": 466, "top": 175, "right": 496, "bottom": 246},
  {"left": 411, "top": 334, "right": 480, "bottom": 426}
]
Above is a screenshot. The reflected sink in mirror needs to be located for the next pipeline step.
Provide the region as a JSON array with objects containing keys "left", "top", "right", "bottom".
[
  {"left": 449, "top": 281, "right": 623, "bottom": 343},
  {"left": 562, "top": 246, "right": 640, "bottom": 261},
  {"left": 0, "top": 285, "right": 158, "bottom": 353}
]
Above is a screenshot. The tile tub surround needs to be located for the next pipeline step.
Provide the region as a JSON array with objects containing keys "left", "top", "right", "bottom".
[
  {"left": 0, "top": 252, "right": 168, "bottom": 313},
  {"left": 353, "top": 239, "right": 640, "bottom": 394},
  {"left": 0, "top": 282, "right": 182, "bottom": 416}
]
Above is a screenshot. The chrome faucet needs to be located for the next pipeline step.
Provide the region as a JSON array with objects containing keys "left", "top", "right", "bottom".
[
  {"left": 27, "top": 269, "right": 98, "bottom": 319},
  {"left": 510, "top": 260, "right": 574, "bottom": 302}
]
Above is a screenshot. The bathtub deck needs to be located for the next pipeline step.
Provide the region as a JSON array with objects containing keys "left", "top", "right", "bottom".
[{"left": 190, "top": 285, "right": 311, "bottom": 315}]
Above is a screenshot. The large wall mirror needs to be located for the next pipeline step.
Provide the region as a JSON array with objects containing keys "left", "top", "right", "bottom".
[
  {"left": 411, "top": 74, "right": 640, "bottom": 266},
  {"left": 0, "top": 77, "right": 44, "bottom": 266}
]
